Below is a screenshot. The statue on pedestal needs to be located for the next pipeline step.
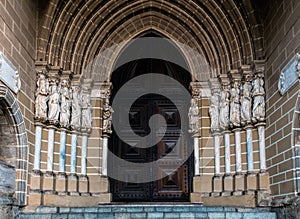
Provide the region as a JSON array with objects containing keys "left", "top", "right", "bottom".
[
  {"left": 70, "top": 86, "right": 81, "bottom": 131},
  {"left": 241, "top": 82, "right": 252, "bottom": 126},
  {"left": 48, "top": 81, "right": 60, "bottom": 124},
  {"left": 81, "top": 87, "right": 92, "bottom": 133},
  {"left": 209, "top": 92, "right": 220, "bottom": 132},
  {"left": 219, "top": 88, "right": 230, "bottom": 130},
  {"left": 103, "top": 99, "right": 113, "bottom": 135},
  {"left": 252, "top": 77, "right": 265, "bottom": 122},
  {"left": 230, "top": 81, "right": 241, "bottom": 128},
  {"left": 60, "top": 80, "right": 71, "bottom": 128},
  {"left": 188, "top": 98, "right": 199, "bottom": 135}
]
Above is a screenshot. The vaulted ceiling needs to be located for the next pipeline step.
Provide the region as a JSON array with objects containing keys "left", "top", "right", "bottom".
[{"left": 37, "top": 0, "right": 264, "bottom": 81}]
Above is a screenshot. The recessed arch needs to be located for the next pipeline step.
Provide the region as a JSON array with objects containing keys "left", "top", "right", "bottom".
[{"left": 0, "top": 85, "right": 28, "bottom": 206}]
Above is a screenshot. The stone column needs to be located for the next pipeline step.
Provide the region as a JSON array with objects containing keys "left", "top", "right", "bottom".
[
  {"left": 44, "top": 66, "right": 61, "bottom": 194},
  {"left": 79, "top": 78, "right": 93, "bottom": 196},
  {"left": 209, "top": 79, "right": 222, "bottom": 196},
  {"left": 102, "top": 137, "right": 108, "bottom": 176},
  {"left": 33, "top": 125, "right": 43, "bottom": 171},
  {"left": 252, "top": 60, "right": 271, "bottom": 206},
  {"left": 189, "top": 82, "right": 201, "bottom": 176},
  {"left": 68, "top": 74, "right": 81, "bottom": 196}
]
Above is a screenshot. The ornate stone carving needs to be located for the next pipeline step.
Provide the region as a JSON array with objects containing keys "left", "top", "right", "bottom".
[
  {"left": 35, "top": 72, "right": 49, "bottom": 122},
  {"left": 209, "top": 90, "right": 220, "bottom": 132},
  {"left": 229, "top": 80, "right": 241, "bottom": 128},
  {"left": 48, "top": 77, "right": 60, "bottom": 125},
  {"left": 188, "top": 98, "right": 199, "bottom": 135},
  {"left": 60, "top": 79, "right": 71, "bottom": 128},
  {"left": 218, "top": 75, "right": 230, "bottom": 131},
  {"left": 252, "top": 75, "right": 265, "bottom": 123},
  {"left": 70, "top": 85, "right": 82, "bottom": 131},
  {"left": 81, "top": 80, "right": 93, "bottom": 133},
  {"left": 102, "top": 99, "right": 113, "bottom": 135},
  {"left": 241, "top": 81, "right": 252, "bottom": 126}
]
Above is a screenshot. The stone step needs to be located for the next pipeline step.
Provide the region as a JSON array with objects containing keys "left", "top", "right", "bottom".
[{"left": 19, "top": 205, "right": 276, "bottom": 219}]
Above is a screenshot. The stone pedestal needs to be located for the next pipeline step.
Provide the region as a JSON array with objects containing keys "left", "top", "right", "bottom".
[
  {"left": 246, "top": 173, "right": 257, "bottom": 194},
  {"left": 79, "top": 175, "right": 89, "bottom": 196},
  {"left": 212, "top": 175, "right": 222, "bottom": 196},
  {"left": 43, "top": 172, "right": 55, "bottom": 194},
  {"left": 89, "top": 175, "right": 109, "bottom": 194},
  {"left": 55, "top": 173, "right": 67, "bottom": 195},
  {"left": 68, "top": 174, "right": 79, "bottom": 196},
  {"left": 222, "top": 175, "right": 233, "bottom": 196},
  {"left": 233, "top": 174, "right": 245, "bottom": 196},
  {"left": 258, "top": 172, "right": 270, "bottom": 190},
  {"left": 30, "top": 171, "right": 42, "bottom": 192}
]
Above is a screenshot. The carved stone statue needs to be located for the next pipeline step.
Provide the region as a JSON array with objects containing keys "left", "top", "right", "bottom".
[
  {"left": 103, "top": 99, "right": 113, "bottom": 135},
  {"left": 70, "top": 86, "right": 81, "bottom": 131},
  {"left": 188, "top": 98, "right": 199, "bottom": 134},
  {"left": 219, "top": 88, "right": 230, "bottom": 130},
  {"left": 35, "top": 73, "right": 49, "bottom": 121},
  {"left": 14, "top": 71, "right": 21, "bottom": 92},
  {"left": 48, "top": 81, "right": 60, "bottom": 124},
  {"left": 209, "top": 92, "right": 220, "bottom": 132},
  {"left": 230, "top": 81, "right": 241, "bottom": 127},
  {"left": 81, "top": 87, "right": 92, "bottom": 133},
  {"left": 252, "top": 77, "right": 265, "bottom": 122},
  {"left": 60, "top": 80, "right": 71, "bottom": 128},
  {"left": 241, "top": 81, "right": 252, "bottom": 126}
]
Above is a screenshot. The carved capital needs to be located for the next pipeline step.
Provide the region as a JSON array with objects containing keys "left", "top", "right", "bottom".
[{"left": 190, "top": 82, "right": 202, "bottom": 99}]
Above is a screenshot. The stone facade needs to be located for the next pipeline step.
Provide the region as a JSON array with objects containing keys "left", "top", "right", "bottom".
[{"left": 0, "top": 0, "right": 299, "bottom": 218}]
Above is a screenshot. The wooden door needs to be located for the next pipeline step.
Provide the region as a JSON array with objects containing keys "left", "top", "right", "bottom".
[{"left": 109, "top": 93, "right": 191, "bottom": 201}]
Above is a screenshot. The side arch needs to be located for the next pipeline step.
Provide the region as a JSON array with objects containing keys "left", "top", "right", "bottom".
[{"left": 0, "top": 85, "right": 28, "bottom": 206}]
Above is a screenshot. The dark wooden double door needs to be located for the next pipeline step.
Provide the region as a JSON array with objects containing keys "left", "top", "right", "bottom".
[{"left": 109, "top": 94, "right": 191, "bottom": 202}]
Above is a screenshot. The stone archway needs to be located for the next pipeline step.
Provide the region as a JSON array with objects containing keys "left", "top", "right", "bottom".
[{"left": 0, "top": 85, "right": 28, "bottom": 207}]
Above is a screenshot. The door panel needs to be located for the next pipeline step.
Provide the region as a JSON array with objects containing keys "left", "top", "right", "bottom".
[{"left": 110, "top": 94, "right": 191, "bottom": 201}]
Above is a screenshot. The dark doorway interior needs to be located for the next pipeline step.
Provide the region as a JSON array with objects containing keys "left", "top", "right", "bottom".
[{"left": 109, "top": 32, "right": 192, "bottom": 202}]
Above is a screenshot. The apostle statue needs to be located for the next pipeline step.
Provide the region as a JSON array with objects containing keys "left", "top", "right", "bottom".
[
  {"left": 219, "top": 88, "right": 230, "bottom": 130},
  {"left": 48, "top": 80, "right": 60, "bottom": 124},
  {"left": 241, "top": 81, "right": 252, "bottom": 126},
  {"left": 103, "top": 99, "right": 113, "bottom": 135},
  {"left": 81, "top": 87, "right": 92, "bottom": 133},
  {"left": 209, "top": 92, "right": 220, "bottom": 132},
  {"left": 252, "top": 76, "right": 265, "bottom": 122},
  {"left": 188, "top": 98, "right": 199, "bottom": 134},
  {"left": 35, "top": 73, "right": 49, "bottom": 122},
  {"left": 60, "top": 80, "right": 71, "bottom": 128},
  {"left": 70, "top": 86, "right": 82, "bottom": 131},
  {"left": 229, "top": 81, "right": 241, "bottom": 128}
]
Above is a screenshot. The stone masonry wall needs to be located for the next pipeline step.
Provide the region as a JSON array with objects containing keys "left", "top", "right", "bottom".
[
  {"left": 264, "top": 0, "right": 300, "bottom": 198},
  {"left": 0, "top": 0, "right": 37, "bottom": 205}
]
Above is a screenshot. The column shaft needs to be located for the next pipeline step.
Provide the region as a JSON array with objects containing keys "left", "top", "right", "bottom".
[
  {"left": 81, "top": 135, "right": 88, "bottom": 175},
  {"left": 59, "top": 131, "right": 67, "bottom": 172},
  {"left": 234, "top": 130, "right": 242, "bottom": 173},
  {"left": 34, "top": 125, "right": 43, "bottom": 170},
  {"left": 102, "top": 137, "right": 108, "bottom": 176},
  {"left": 214, "top": 135, "right": 221, "bottom": 175},
  {"left": 246, "top": 128, "right": 254, "bottom": 172},
  {"left": 194, "top": 137, "right": 200, "bottom": 176},
  {"left": 224, "top": 132, "right": 231, "bottom": 174},
  {"left": 71, "top": 133, "right": 77, "bottom": 174},
  {"left": 258, "top": 125, "right": 266, "bottom": 171},
  {"left": 47, "top": 128, "right": 55, "bottom": 172}
]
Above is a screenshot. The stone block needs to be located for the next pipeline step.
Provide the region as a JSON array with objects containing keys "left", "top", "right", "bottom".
[
  {"left": 55, "top": 174, "right": 67, "bottom": 195},
  {"left": 130, "top": 213, "right": 147, "bottom": 219},
  {"left": 147, "top": 212, "right": 164, "bottom": 218},
  {"left": 96, "top": 213, "right": 114, "bottom": 219},
  {"left": 180, "top": 212, "right": 195, "bottom": 218},
  {"left": 193, "top": 175, "right": 213, "bottom": 193},
  {"left": 234, "top": 174, "right": 245, "bottom": 194},
  {"left": 190, "top": 192, "right": 203, "bottom": 203},
  {"left": 195, "top": 213, "right": 208, "bottom": 218},
  {"left": 223, "top": 175, "right": 234, "bottom": 193},
  {"left": 89, "top": 176, "right": 109, "bottom": 193},
  {"left": 79, "top": 176, "right": 89, "bottom": 195},
  {"left": 165, "top": 213, "right": 180, "bottom": 218},
  {"left": 30, "top": 173, "right": 42, "bottom": 191},
  {"left": 83, "top": 213, "right": 98, "bottom": 219},
  {"left": 258, "top": 172, "right": 270, "bottom": 190},
  {"left": 42, "top": 173, "right": 55, "bottom": 193},
  {"left": 98, "top": 193, "right": 111, "bottom": 203},
  {"left": 213, "top": 176, "right": 223, "bottom": 194},
  {"left": 97, "top": 207, "right": 112, "bottom": 213},
  {"left": 67, "top": 175, "right": 78, "bottom": 195},
  {"left": 225, "top": 212, "right": 243, "bottom": 219},
  {"left": 207, "top": 212, "right": 225, "bottom": 218},
  {"left": 246, "top": 173, "right": 257, "bottom": 191},
  {"left": 27, "top": 193, "right": 42, "bottom": 206}
]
